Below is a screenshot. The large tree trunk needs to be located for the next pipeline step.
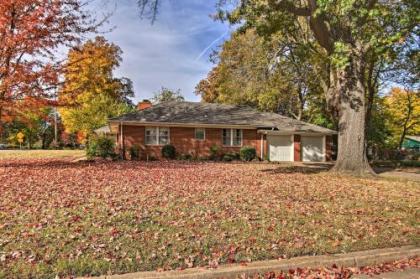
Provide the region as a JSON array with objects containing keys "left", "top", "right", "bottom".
[{"left": 329, "top": 53, "right": 375, "bottom": 176}]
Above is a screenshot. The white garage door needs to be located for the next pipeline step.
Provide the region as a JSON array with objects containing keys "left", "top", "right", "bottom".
[
  {"left": 301, "top": 136, "right": 325, "bottom": 162},
  {"left": 268, "top": 135, "right": 293, "bottom": 161}
]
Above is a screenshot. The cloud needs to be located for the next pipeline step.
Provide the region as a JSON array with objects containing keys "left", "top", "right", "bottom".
[{"left": 89, "top": 0, "right": 231, "bottom": 103}]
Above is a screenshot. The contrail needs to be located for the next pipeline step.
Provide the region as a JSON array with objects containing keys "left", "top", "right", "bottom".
[{"left": 195, "top": 29, "right": 230, "bottom": 61}]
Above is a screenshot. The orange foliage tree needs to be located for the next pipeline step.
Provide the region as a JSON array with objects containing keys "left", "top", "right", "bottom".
[{"left": 0, "top": 0, "right": 101, "bottom": 132}]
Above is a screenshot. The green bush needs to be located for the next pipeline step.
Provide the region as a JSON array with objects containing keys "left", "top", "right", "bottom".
[
  {"left": 178, "top": 154, "right": 192, "bottom": 160},
  {"left": 210, "top": 145, "right": 221, "bottom": 160},
  {"left": 86, "top": 141, "right": 97, "bottom": 160},
  {"left": 240, "top": 146, "right": 256, "bottom": 161},
  {"left": 161, "top": 144, "right": 176, "bottom": 159},
  {"left": 399, "top": 160, "right": 420, "bottom": 168},
  {"left": 86, "top": 136, "right": 116, "bottom": 160},
  {"left": 222, "top": 152, "right": 240, "bottom": 162},
  {"left": 129, "top": 144, "right": 141, "bottom": 160}
]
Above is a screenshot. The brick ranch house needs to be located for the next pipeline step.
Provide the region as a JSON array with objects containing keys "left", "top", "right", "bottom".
[{"left": 108, "top": 101, "right": 337, "bottom": 162}]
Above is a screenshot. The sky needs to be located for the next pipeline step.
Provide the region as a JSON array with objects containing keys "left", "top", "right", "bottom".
[{"left": 88, "top": 0, "right": 232, "bottom": 103}]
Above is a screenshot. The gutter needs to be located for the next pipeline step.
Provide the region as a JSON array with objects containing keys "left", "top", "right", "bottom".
[
  {"left": 108, "top": 120, "right": 257, "bottom": 131},
  {"left": 257, "top": 130, "right": 337, "bottom": 136}
]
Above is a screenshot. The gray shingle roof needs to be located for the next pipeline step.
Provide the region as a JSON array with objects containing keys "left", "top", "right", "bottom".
[{"left": 109, "top": 101, "right": 336, "bottom": 134}]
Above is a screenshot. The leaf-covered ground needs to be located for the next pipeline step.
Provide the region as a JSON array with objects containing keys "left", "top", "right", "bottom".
[
  {"left": 241, "top": 257, "right": 419, "bottom": 278},
  {"left": 0, "top": 158, "right": 418, "bottom": 278}
]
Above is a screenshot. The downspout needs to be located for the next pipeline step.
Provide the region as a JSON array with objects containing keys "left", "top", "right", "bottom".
[{"left": 120, "top": 122, "right": 124, "bottom": 159}]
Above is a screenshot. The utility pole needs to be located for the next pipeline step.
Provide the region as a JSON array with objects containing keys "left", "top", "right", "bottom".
[{"left": 53, "top": 106, "right": 58, "bottom": 148}]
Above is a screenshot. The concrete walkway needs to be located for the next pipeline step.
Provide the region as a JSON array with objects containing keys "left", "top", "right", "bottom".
[{"left": 80, "top": 246, "right": 419, "bottom": 279}]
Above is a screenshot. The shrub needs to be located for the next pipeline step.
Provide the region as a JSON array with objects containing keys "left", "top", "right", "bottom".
[
  {"left": 96, "top": 137, "right": 116, "bottom": 159},
  {"left": 86, "top": 141, "right": 97, "bottom": 160},
  {"left": 129, "top": 144, "right": 141, "bottom": 160},
  {"left": 86, "top": 136, "right": 116, "bottom": 160},
  {"left": 399, "top": 160, "right": 420, "bottom": 168},
  {"left": 240, "top": 146, "right": 256, "bottom": 161},
  {"left": 222, "top": 152, "right": 240, "bottom": 162},
  {"left": 162, "top": 144, "right": 176, "bottom": 159},
  {"left": 178, "top": 154, "right": 192, "bottom": 160},
  {"left": 209, "top": 145, "right": 221, "bottom": 160}
]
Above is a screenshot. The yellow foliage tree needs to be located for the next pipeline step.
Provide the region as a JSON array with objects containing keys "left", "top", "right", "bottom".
[
  {"left": 59, "top": 36, "right": 134, "bottom": 137},
  {"left": 384, "top": 88, "right": 420, "bottom": 148}
]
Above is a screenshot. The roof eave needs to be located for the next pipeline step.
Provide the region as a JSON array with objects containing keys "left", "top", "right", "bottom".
[{"left": 108, "top": 120, "right": 257, "bottom": 129}]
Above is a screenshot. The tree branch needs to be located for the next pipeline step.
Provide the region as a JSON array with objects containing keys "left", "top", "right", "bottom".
[{"left": 270, "top": 0, "right": 311, "bottom": 16}]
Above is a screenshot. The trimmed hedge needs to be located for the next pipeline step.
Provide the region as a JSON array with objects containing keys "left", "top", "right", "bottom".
[
  {"left": 162, "top": 144, "right": 176, "bottom": 159},
  {"left": 240, "top": 146, "right": 256, "bottom": 161},
  {"left": 222, "top": 152, "right": 240, "bottom": 162}
]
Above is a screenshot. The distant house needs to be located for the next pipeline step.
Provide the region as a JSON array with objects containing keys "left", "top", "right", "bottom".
[
  {"left": 402, "top": 136, "right": 420, "bottom": 151},
  {"left": 108, "top": 101, "right": 337, "bottom": 162},
  {"left": 94, "top": 125, "right": 116, "bottom": 142},
  {"left": 94, "top": 125, "right": 112, "bottom": 135}
]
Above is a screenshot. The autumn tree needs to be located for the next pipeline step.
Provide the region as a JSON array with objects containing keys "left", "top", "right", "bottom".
[
  {"left": 0, "top": 0, "right": 102, "bottom": 134},
  {"left": 152, "top": 87, "right": 184, "bottom": 103},
  {"left": 59, "top": 37, "right": 134, "bottom": 137},
  {"left": 384, "top": 88, "right": 420, "bottom": 149},
  {"left": 195, "top": 28, "right": 328, "bottom": 121}
]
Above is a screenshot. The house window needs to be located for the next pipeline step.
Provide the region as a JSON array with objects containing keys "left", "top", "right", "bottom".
[
  {"left": 195, "top": 128, "right": 205, "bottom": 140},
  {"left": 222, "top": 129, "right": 242, "bottom": 146},
  {"left": 145, "top": 127, "right": 169, "bottom": 145}
]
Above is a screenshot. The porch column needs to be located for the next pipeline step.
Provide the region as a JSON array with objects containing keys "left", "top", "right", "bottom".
[{"left": 293, "top": 135, "right": 301, "bottom": 161}]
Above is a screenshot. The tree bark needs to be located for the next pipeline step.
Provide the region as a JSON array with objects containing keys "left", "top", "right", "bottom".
[{"left": 330, "top": 53, "right": 375, "bottom": 176}]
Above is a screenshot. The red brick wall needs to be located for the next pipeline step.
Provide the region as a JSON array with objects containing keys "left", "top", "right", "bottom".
[
  {"left": 294, "top": 135, "right": 301, "bottom": 161},
  {"left": 118, "top": 125, "right": 263, "bottom": 160},
  {"left": 326, "top": 135, "right": 333, "bottom": 161}
]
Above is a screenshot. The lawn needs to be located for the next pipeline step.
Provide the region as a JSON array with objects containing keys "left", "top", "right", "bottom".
[
  {"left": 0, "top": 156, "right": 418, "bottom": 279},
  {"left": 0, "top": 149, "right": 84, "bottom": 160}
]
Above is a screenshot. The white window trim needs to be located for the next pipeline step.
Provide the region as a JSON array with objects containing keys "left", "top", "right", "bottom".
[
  {"left": 195, "top": 128, "right": 206, "bottom": 141},
  {"left": 145, "top": 127, "right": 170, "bottom": 146},
  {"left": 222, "top": 128, "right": 243, "bottom": 147}
]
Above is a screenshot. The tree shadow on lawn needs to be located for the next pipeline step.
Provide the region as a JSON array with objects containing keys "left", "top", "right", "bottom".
[{"left": 260, "top": 162, "right": 333, "bottom": 174}]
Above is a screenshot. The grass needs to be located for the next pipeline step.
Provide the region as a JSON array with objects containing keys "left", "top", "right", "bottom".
[
  {"left": 0, "top": 149, "right": 84, "bottom": 160},
  {"left": 0, "top": 158, "right": 418, "bottom": 279}
]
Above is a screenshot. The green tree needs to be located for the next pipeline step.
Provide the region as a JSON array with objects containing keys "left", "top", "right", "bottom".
[
  {"left": 59, "top": 37, "right": 134, "bottom": 138},
  {"left": 4, "top": 106, "right": 56, "bottom": 149},
  {"left": 216, "top": 0, "right": 417, "bottom": 175},
  {"left": 152, "top": 87, "right": 184, "bottom": 103},
  {"left": 195, "top": 28, "right": 329, "bottom": 122}
]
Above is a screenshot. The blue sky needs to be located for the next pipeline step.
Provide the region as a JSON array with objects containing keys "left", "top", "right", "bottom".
[{"left": 89, "top": 0, "right": 232, "bottom": 103}]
